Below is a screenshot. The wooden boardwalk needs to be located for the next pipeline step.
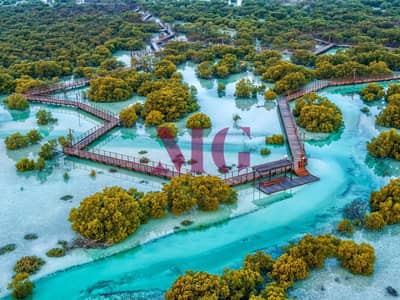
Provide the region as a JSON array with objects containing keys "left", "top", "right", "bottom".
[
  {"left": 22, "top": 74, "right": 400, "bottom": 190},
  {"left": 25, "top": 79, "right": 90, "bottom": 96},
  {"left": 256, "top": 175, "right": 320, "bottom": 194},
  {"left": 313, "top": 43, "right": 336, "bottom": 55},
  {"left": 276, "top": 73, "right": 400, "bottom": 178}
]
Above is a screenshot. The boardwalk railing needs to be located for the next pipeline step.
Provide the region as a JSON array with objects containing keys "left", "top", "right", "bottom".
[
  {"left": 64, "top": 147, "right": 196, "bottom": 179},
  {"left": 276, "top": 73, "right": 400, "bottom": 176},
  {"left": 23, "top": 73, "right": 400, "bottom": 185},
  {"left": 25, "top": 79, "right": 90, "bottom": 96}
]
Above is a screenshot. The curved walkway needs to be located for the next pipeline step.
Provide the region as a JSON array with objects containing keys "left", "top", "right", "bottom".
[{"left": 22, "top": 74, "right": 400, "bottom": 189}]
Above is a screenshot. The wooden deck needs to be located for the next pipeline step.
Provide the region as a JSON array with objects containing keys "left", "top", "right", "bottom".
[
  {"left": 313, "top": 43, "right": 336, "bottom": 55},
  {"left": 256, "top": 175, "right": 319, "bottom": 194},
  {"left": 22, "top": 74, "right": 400, "bottom": 190}
]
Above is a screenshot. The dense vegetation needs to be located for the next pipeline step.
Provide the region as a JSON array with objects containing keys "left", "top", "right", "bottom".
[
  {"left": 185, "top": 112, "right": 212, "bottom": 129},
  {"left": 150, "top": 0, "right": 400, "bottom": 46},
  {"left": 166, "top": 234, "right": 375, "bottom": 299},
  {"left": 265, "top": 134, "right": 284, "bottom": 145},
  {"left": 163, "top": 174, "right": 237, "bottom": 214},
  {"left": 88, "top": 77, "right": 132, "bottom": 102},
  {"left": 15, "top": 140, "right": 58, "bottom": 172},
  {"left": 119, "top": 103, "right": 142, "bottom": 127},
  {"left": 143, "top": 78, "right": 198, "bottom": 122},
  {"left": 235, "top": 79, "right": 261, "bottom": 98},
  {"left": 367, "top": 129, "right": 400, "bottom": 160},
  {"left": 376, "top": 84, "right": 400, "bottom": 128},
  {"left": 14, "top": 256, "right": 45, "bottom": 275},
  {"left": 0, "top": 4, "right": 155, "bottom": 90},
  {"left": 370, "top": 178, "right": 400, "bottom": 226},
  {"left": 293, "top": 93, "right": 343, "bottom": 133},
  {"left": 7, "top": 273, "right": 34, "bottom": 300},
  {"left": 157, "top": 123, "right": 178, "bottom": 138},
  {"left": 69, "top": 175, "right": 237, "bottom": 244},
  {"left": 5, "top": 130, "right": 42, "bottom": 150},
  {"left": 3, "top": 94, "right": 29, "bottom": 110},
  {"left": 360, "top": 83, "right": 384, "bottom": 102},
  {"left": 69, "top": 186, "right": 143, "bottom": 244},
  {"left": 36, "top": 109, "right": 57, "bottom": 125},
  {"left": 337, "top": 178, "right": 400, "bottom": 233}
]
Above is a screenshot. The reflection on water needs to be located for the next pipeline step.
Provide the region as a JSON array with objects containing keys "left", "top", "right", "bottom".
[{"left": 2, "top": 66, "right": 400, "bottom": 299}]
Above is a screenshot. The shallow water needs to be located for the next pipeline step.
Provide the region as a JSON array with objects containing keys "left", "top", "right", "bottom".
[
  {"left": 88, "top": 63, "right": 284, "bottom": 175},
  {"left": 1, "top": 70, "right": 399, "bottom": 299}
]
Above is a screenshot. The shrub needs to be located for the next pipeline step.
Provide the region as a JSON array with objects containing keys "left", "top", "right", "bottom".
[
  {"left": 243, "top": 251, "right": 274, "bottom": 276},
  {"left": 360, "top": 83, "right": 384, "bottom": 102},
  {"left": 157, "top": 123, "right": 178, "bottom": 138},
  {"left": 364, "top": 212, "right": 386, "bottom": 230},
  {"left": 144, "top": 79, "right": 197, "bottom": 122},
  {"left": 337, "top": 240, "right": 375, "bottom": 275},
  {"left": 145, "top": 110, "right": 164, "bottom": 126},
  {"left": 163, "top": 174, "right": 238, "bottom": 215},
  {"left": 26, "top": 130, "right": 43, "bottom": 144},
  {"left": 36, "top": 109, "right": 57, "bottom": 125},
  {"left": 221, "top": 268, "right": 263, "bottom": 299},
  {"left": 271, "top": 253, "right": 309, "bottom": 289},
  {"left": 14, "top": 256, "right": 45, "bottom": 274},
  {"left": 138, "top": 192, "right": 168, "bottom": 222},
  {"left": 119, "top": 105, "right": 138, "bottom": 127},
  {"left": 46, "top": 248, "right": 66, "bottom": 258},
  {"left": 264, "top": 89, "right": 277, "bottom": 101},
  {"left": 58, "top": 135, "right": 71, "bottom": 147},
  {"left": 38, "top": 140, "right": 57, "bottom": 160},
  {"left": 181, "top": 220, "right": 193, "bottom": 226},
  {"left": 35, "top": 157, "right": 46, "bottom": 171},
  {"left": 289, "top": 234, "right": 339, "bottom": 269},
  {"left": 376, "top": 104, "right": 400, "bottom": 129},
  {"left": 369, "top": 178, "right": 400, "bottom": 225},
  {"left": 217, "top": 82, "right": 226, "bottom": 92},
  {"left": 197, "top": 61, "right": 214, "bottom": 79},
  {"left": 260, "top": 148, "right": 271, "bottom": 155},
  {"left": 386, "top": 84, "right": 400, "bottom": 100},
  {"left": 69, "top": 186, "right": 142, "bottom": 244},
  {"left": 140, "top": 157, "right": 150, "bottom": 163},
  {"left": 24, "top": 233, "right": 38, "bottom": 240},
  {"left": 0, "top": 243, "right": 16, "bottom": 255},
  {"left": 266, "top": 134, "right": 284, "bottom": 145},
  {"left": 88, "top": 76, "right": 132, "bottom": 102},
  {"left": 367, "top": 129, "right": 400, "bottom": 160},
  {"left": 361, "top": 107, "right": 370, "bottom": 114},
  {"left": 5, "top": 133, "right": 29, "bottom": 150},
  {"left": 15, "top": 76, "right": 47, "bottom": 94},
  {"left": 3, "top": 94, "right": 29, "bottom": 110},
  {"left": 186, "top": 112, "right": 212, "bottom": 129},
  {"left": 293, "top": 93, "right": 342, "bottom": 133},
  {"left": 291, "top": 50, "right": 316, "bottom": 67},
  {"left": 16, "top": 158, "right": 36, "bottom": 172},
  {"left": 235, "top": 79, "right": 258, "bottom": 98},
  {"left": 154, "top": 59, "right": 177, "bottom": 79},
  {"left": 165, "top": 271, "right": 228, "bottom": 300},
  {"left": 337, "top": 219, "right": 355, "bottom": 236},
  {"left": 342, "top": 199, "right": 369, "bottom": 225},
  {"left": 261, "top": 282, "right": 287, "bottom": 299},
  {"left": 7, "top": 273, "right": 34, "bottom": 299}
]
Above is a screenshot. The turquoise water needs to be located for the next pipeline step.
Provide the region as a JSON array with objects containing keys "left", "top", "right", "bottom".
[
  {"left": 23, "top": 82, "right": 400, "bottom": 299},
  {"left": 88, "top": 63, "right": 284, "bottom": 175},
  {"left": 1, "top": 69, "right": 400, "bottom": 299}
]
